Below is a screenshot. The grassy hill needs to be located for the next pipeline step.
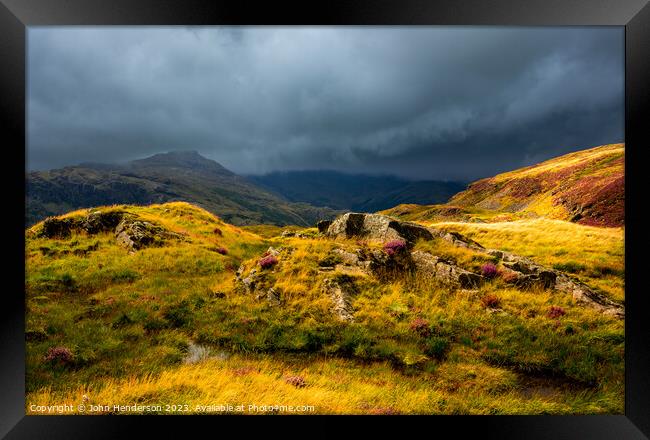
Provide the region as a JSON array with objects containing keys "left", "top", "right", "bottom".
[
  {"left": 25, "top": 202, "right": 623, "bottom": 415},
  {"left": 383, "top": 144, "right": 624, "bottom": 227},
  {"left": 26, "top": 151, "right": 340, "bottom": 227}
]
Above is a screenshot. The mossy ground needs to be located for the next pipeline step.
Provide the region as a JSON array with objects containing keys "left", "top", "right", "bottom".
[{"left": 25, "top": 202, "right": 623, "bottom": 415}]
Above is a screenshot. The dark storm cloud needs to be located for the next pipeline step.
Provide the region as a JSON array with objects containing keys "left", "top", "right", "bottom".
[{"left": 27, "top": 26, "right": 624, "bottom": 180}]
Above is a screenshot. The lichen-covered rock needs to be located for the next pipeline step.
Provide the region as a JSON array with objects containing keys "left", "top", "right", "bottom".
[
  {"left": 264, "top": 246, "right": 281, "bottom": 257},
  {"left": 332, "top": 248, "right": 359, "bottom": 266},
  {"left": 555, "top": 275, "right": 624, "bottom": 318},
  {"left": 265, "top": 288, "right": 281, "bottom": 306},
  {"left": 411, "top": 250, "right": 483, "bottom": 289},
  {"left": 322, "top": 277, "right": 357, "bottom": 321},
  {"left": 114, "top": 218, "right": 183, "bottom": 252},
  {"left": 325, "top": 213, "right": 434, "bottom": 245},
  {"left": 514, "top": 271, "right": 557, "bottom": 289},
  {"left": 238, "top": 268, "right": 260, "bottom": 294},
  {"left": 427, "top": 228, "right": 485, "bottom": 250}
]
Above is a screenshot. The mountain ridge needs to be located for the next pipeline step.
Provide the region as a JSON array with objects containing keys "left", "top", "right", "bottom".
[{"left": 26, "top": 151, "right": 341, "bottom": 227}]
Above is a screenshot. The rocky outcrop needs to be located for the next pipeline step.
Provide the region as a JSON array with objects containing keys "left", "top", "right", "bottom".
[
  {"left": 325, "top": 212, "right": 482, "bottom": 251},
  {"left": 235, "top": 248, "right": 286, "bottom": 306},
  {"left": 38, "top": 217, "right": 83, "bottom": 239},
  {"left": 325, "top": 213, "right": 434, "bottom": 246},
  {"left": 555, "top": 276, "right": 624, "bottom": 318},
  {"left": 36, "top": 210, "right": 185, "bottom": 252},
  {"left": 38, "top": 210, "right": 131, "bottom": 239},
  {"left": 486, "top": 249, "right": 624, "bottom": 318},
  {"left": 323, "top": 212, "right": 624, "bottom": 318},
  {"left": 428, "top": 229, "right": 484, "bottom": 250},
  {"left": 411, "top": 251, "right": 483, "bottom": 289},
  {"left": 322, "top": 277, "right": 357, "bottom": 321},
  {"left": 81, "top": 210, "right": 126, "bottom": 234},
  {"left": 114, "top": 218, "right": 184, "bottom": 252}
]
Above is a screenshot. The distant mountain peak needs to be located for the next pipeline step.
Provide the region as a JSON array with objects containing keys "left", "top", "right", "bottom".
[{"left": 130, "top": 150, "right": 234, "bottom": 175}]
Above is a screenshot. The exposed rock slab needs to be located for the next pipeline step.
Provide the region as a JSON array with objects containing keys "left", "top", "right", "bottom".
[
  {"left": 487, "top": 249, "right": 624, "bottom": 318},
  {"left": 115, "top": 218, "right": 184, "bottom": 252},
  {"left": 411, "top": 251, "right": 483, "bottom": 289},
  {"left": 325, "top": 213, "right": 434, "bottom": 245},
  {"left": 322, "top": 277, "right": 356, "bottom": 321}
]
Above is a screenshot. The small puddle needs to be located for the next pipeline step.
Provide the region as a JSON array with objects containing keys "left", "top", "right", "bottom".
[
  {"left": 183, "top": 342, "right": 229, "bottom": 364},
  {"left": 516, "top": 372, "right": 591, "bottom": 400}
]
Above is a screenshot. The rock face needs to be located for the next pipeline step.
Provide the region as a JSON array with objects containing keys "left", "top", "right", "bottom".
[{"left": 317, "top": 220, "right": 332, "bottom": 233}]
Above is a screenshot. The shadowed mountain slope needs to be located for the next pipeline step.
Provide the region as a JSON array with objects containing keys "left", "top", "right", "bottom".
[{"left": 26, "top": 151, "right": 340, "bottom": 227}]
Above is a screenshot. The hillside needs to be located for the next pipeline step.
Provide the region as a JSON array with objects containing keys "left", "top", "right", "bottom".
[
  {"left": 25, "top": 202, "right": 623, "bottom": 415},
  {"left": 449, "top": 144, "right": 624, "bottom": 227},
  {"left": 249, "top": 170, "right": 465, "bottom": 212},
  {"left": 383, "top": 144, "right": 624, "bottom": 227},
  {"left": 26, "top": 151, "right": 340, "bottom": 227}
]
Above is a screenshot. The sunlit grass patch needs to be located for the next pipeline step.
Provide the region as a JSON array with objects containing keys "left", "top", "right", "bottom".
[{"left": 428, "top": 218, "right": 624, "bottom": 301}]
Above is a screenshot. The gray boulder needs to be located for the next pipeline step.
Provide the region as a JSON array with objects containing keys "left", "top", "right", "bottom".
[
  {"left": 411, "top": 251, "right": 483, "bottom": 289},
  {"left": 325, "top": 213, "right": 434, "bottom": 245},
  {"left": 115, "top": 218, "right": 184, "bottom": 252}
]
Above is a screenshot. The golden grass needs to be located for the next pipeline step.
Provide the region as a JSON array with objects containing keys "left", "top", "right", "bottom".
[
  {"left": 26, "top": 351, "right": 614, "bottom": 415},
  {"left": 492, "top": 144, "right": 623, "bottom": 182}
]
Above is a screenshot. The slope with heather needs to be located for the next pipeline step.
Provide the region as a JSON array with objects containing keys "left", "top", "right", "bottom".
[
  {"left": 449, "top": 144, "right": 624, "bottom": 227},
  {"left": 25, "top": 202, "right": 623, "bottom": 415},
  {"left": 383, "top": 144, "right": 624, "bottom": 227}
]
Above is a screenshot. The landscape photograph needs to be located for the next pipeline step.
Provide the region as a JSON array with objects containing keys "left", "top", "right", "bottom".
[{"left": 25, "top": 26, "right": 625, "bottom": 415}]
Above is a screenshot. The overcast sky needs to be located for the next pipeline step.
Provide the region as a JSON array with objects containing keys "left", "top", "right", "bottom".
[{"left": 27, "top": 26, "right": 624, "bottom": 180}]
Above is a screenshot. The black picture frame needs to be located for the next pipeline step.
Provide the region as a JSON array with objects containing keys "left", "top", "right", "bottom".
[{"left": 1, "top": 0, "right": 648, "bottom": 438}]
